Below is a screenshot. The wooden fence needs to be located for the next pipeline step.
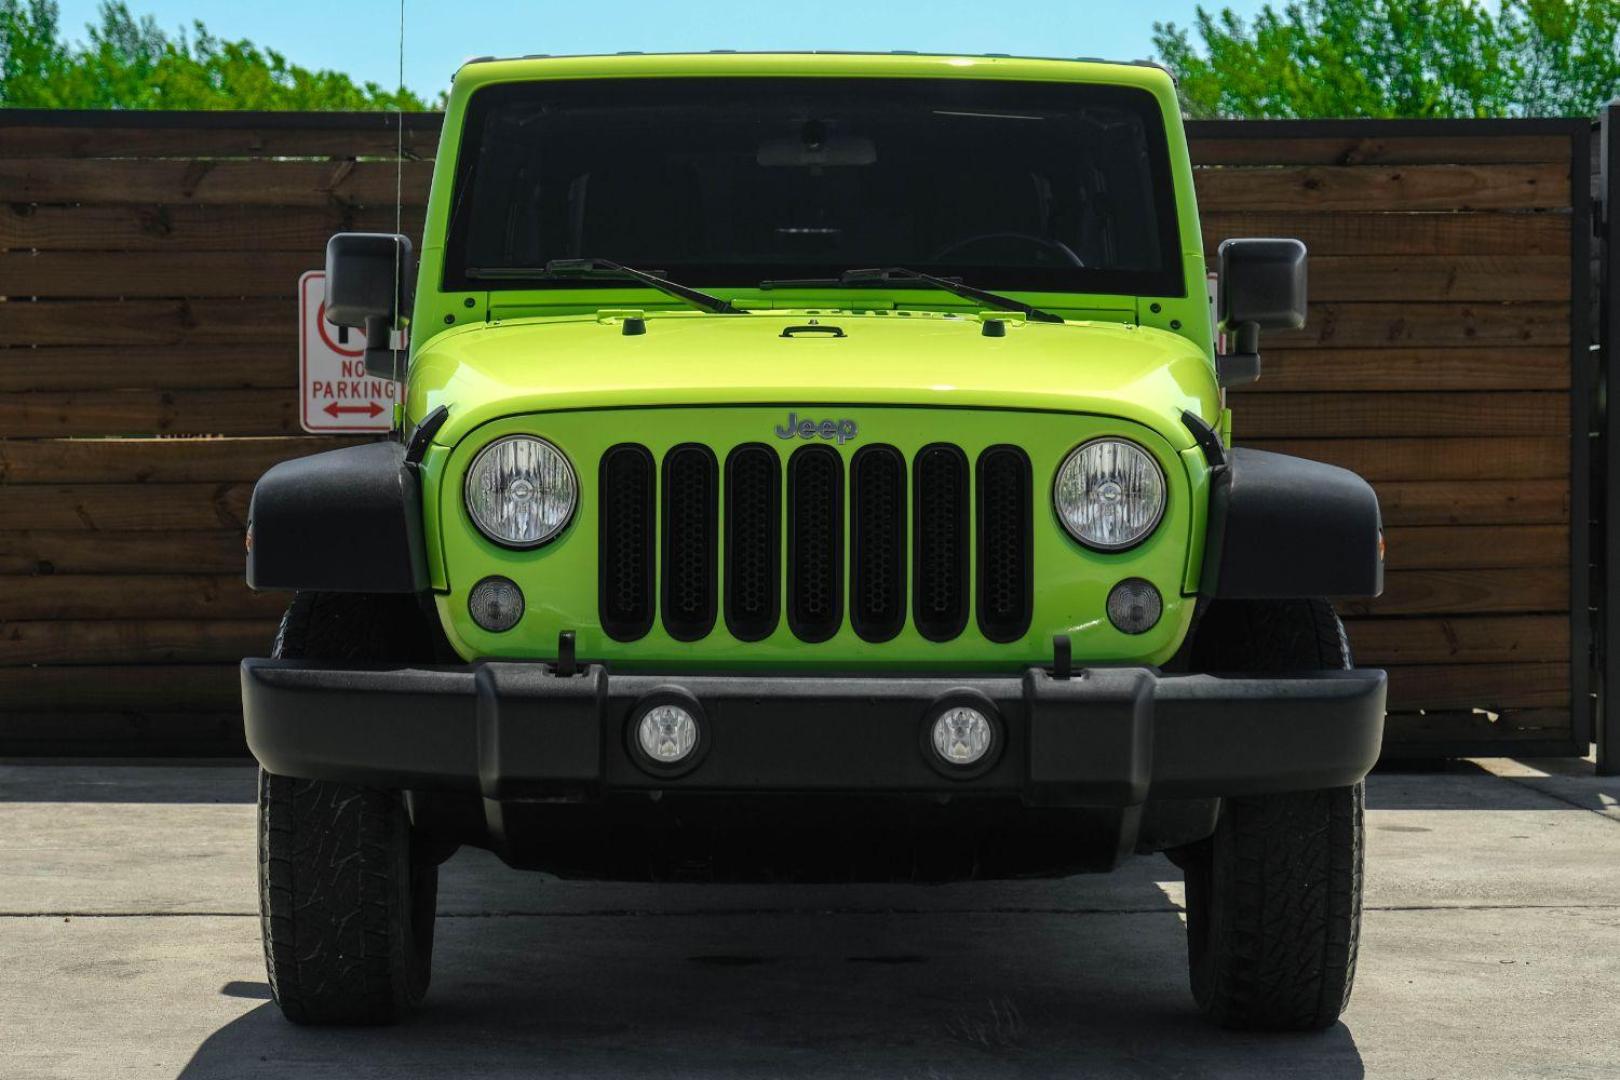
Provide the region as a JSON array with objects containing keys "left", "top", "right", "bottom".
[
  {"left": 0, "top": 110, "right": 1596, "bottom": 757},
  {"left": 0, "top": 112, "right": 440, "bottom": 754},
  {"left": 1199, "top": 118, "right": 1594, "bottom": 758}
]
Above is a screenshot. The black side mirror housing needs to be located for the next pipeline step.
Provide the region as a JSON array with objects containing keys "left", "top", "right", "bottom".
[
  {"left": 1214, "top": 238, "right": 1307, "bottom": 388},
  {"left": 325, "top": 232, "right": 414, "bottom": 380}
]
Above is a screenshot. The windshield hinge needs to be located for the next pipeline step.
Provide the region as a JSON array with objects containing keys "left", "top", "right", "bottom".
[{"left": 1181, "top": 410, "right": 1226, "bottom": 468}]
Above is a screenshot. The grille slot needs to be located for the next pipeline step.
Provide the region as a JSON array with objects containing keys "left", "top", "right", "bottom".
[
  {"left": 661, "top": 444, "right": 718, "bottom": 641},
  {"left": 787, "top": 444, "right": 844, "bottom": 642},
  {"left": 850, "top": 445, "right": 907, "bottom": 642},
  {"left": 598, "top": 444, "right": 655, "bottom": 641},
  {"left": 976, "top": 446, "right": 1033, "bottom": 642},
  {"left": 724, "top": 444, "right": 781, "bottom": 641},
  {"left": 913, "top": 443, "right": 970, "bottom": 641}
]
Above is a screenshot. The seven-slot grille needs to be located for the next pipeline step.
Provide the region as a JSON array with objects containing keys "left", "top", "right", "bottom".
[{"left": 598, "top": 443, "right": 1032, "bottom": 644}]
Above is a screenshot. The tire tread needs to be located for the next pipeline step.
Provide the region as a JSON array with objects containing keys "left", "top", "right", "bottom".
[
  {"left": 258, "top": 591, "right": 435, "bottom": 1025},
  {"left": 1184, "top": 598, "right": 1364, "bottom": 1031}
]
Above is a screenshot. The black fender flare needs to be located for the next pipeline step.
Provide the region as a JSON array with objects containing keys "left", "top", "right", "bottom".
[
  {"left": 1200, "top": 447, "right": 1383, "bottom": 599},
  {"left": 246, "top": 440, "right": 427, "bottom": 593}
]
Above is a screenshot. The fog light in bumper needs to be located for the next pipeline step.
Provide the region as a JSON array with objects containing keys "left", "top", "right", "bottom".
[
  {"left": 930, "top": 706, "right": 995, "bottom": 767},
  {"left": 468, "top": 576, "right": 524, "bottom": 632},
  {"left": 636, "top": 704, "right": 700, "bottom": 765},
  {"left": 1106, "top": 578, "right": 1162, "bottom": 635}
]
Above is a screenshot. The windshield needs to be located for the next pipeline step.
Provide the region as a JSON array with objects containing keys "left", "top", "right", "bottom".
[{"left": 443, "top": 76, "right": 1184, "bottom": 298}]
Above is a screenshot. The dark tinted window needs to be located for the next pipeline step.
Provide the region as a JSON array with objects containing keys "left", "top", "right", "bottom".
[{"left": 445, "top": 77, "right": 1183, "bottom": 297}]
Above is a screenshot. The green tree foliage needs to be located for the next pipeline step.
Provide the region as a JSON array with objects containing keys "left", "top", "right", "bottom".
[
  {"left": 1154, "top": 0, "right": 1620, "bottom": 117},
  {"left": 1, "top": 0, "right": 432, "bottom": 109}
]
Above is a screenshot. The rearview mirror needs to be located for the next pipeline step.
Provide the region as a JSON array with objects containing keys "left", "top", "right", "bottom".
[
  {"left": 757, "top": 131, "right": 876, "bottom": 167},
  {"left": 325, "top": 232, "right": 414, "bottom": 380},
  {"left": 1213, "top": 238, "right": 1307, "bottom": 388}
]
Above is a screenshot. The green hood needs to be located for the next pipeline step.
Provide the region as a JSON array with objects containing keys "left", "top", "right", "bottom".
[{"left": 407, "top": 310, "right": 1219, "bottom": 449}]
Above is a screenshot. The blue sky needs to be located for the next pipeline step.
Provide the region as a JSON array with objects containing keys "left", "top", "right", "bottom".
[{"left": 50, "top": 1, "right": 1270, "bottom": 100}]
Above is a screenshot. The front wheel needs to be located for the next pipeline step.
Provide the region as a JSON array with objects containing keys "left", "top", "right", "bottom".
[
  {"left": 1183, "top": 783, "right": 1364, "bottom": 1030},
  {"left": 257, "top": 592, "right": 440, "bottom": 1025},
  {"left": 259, "top": 770, "right": 436, "bottom": 1024},
  {"left": 1178, "top": 599, "right": 1365, "bottom": 1031}
]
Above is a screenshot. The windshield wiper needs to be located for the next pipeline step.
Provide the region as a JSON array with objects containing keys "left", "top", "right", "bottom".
[
  {"left": 466, "top": 258, "right": 745, "bottom": 315},
  {"left": 758, "top": 266, "right": 1064, "bottom": 323}
]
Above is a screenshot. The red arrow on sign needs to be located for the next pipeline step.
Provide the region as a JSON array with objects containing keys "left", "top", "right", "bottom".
[{"left": 324, "top": 402, "right": 385, "bottom": 418}]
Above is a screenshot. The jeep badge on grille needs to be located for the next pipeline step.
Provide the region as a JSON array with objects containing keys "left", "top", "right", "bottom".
[{"left": 774, "top": 412, "right": 859, "bottom": 444}]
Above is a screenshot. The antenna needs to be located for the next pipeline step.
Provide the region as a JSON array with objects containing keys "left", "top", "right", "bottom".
[{"left": 392, "top": 0, "right": 407, "bottom": 435}]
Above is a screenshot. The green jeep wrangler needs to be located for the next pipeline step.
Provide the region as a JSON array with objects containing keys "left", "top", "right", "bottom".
[{"left": 243, "top": 52, "right": 1386, "bottom": 1031}]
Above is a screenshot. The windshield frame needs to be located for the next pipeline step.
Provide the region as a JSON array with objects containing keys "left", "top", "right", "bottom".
[{"left": 440, "top": 76, "right": 1187, "bottom": 300}]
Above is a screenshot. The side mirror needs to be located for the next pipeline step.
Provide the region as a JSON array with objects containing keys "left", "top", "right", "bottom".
[
  {"left": 1214, "top": 238, "right": 1307, "bottom": 388},
  {"left": 325, "top": 232, "right": 414, "bottom": 380}
]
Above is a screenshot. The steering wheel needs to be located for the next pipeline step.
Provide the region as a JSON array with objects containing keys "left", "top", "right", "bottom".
[{"left": 932, "top": 232, "right": 1085, "bottom": 267}]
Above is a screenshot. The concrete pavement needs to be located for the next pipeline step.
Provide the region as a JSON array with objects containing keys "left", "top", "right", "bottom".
[{"left": 2, "top": 760, "right": 1617, "bottom": 1079}]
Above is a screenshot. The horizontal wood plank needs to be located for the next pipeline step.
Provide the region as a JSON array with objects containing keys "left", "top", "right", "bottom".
[
  {"left": 1239, "top": 437, "right": 1567, "bottom": 481},
  {"left": 1340, "top": 567, "right": 1568, "bottom": 616},
  {"left": 1232, "top": 347, "right": 1569, "bottom": 392},
  {"left": 1266, "top": 302, "right": 1569, "bottom": 348},
  {"left": 0, "top": 158, "right": 434, "bottom": 207},
  {"left": 0, "top": 437, "right": 356, "bottom": 484},
  {"left": 1384, "top": 662, "right": 1569, "bottom": 710},
  {"left": 0, "top": 483, "right": 252, "bottom": 530},
  {"left": 0, "top": 346, "right": 298, "bottom": 392},
  {"left": 0, "top": 120, "right": 442, "bottom": 160},
  {"left": 0, "top": 663, "right": 241, "bottom": 710},
  {"left": 1373, "top": 479, "right": 1568, "bottom": 527},
  {"left": 0, "top": 619, "right": 277, "bottom": 665},
  {"left": 0, "top": 711, "right": 246, "bottom": 756},
  {"left": 0, "top": 390, "right": 299, "bottom": 436},
  {"left": 1201, "top": 210, "right": 1571, "bottom": 257},
  {"left": 1345, "top": 615, "right": 1569, "bottom": 665},
  {"left": 1237, "top": 391, "right": 1569, "bottom": 438},
  {"left": 0, "top": 251, "right": 323, "bottom": 298},
  {"left": 1188, "top": 133, "right": 1574, "bottom": 167},
  {"left": 0, "top": 530, "right": 248, "bottom": 574},
  {"left": 1305, "top": 255, "right": 1568, "bottom": 302},
  {"left": 0, "top": 575, "right": 278, "bottom": 619},
  {"left": 0, "top": 299, "right": 284, "bottom": 346},
  {"left": 1, "top": 203, "right": 424, "bottom": 253},
  {"left": 1193, "top": 163, "right": 1570, "bottom": 212},
  {"left": 1380, "top": 525, "right": 1568, "bottom": 570}
]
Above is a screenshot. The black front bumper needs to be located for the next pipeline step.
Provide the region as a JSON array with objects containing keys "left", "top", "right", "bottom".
[{"left": 241, "top": 661, "right": 1386, "bottom": 807}]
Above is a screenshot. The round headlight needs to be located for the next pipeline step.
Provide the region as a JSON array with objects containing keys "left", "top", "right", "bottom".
[
  {"left": 465, "top": 435, "right": 577, "bottom": 548},
  {"left": 1054, "top": 438, "right": 1166, "bottom": 551}
]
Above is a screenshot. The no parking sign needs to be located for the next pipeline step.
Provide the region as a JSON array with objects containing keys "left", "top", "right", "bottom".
[{"left": 298, "top": 270, "right": 400, "bottom": 433}]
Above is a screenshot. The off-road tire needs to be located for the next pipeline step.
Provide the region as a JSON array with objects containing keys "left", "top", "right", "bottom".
[
  {"left": 258, "top": 592, "right": 438, "bottom": 1025},
  {"left": 1179, "top": 599, "right": 1364, "bottom": 1031}
]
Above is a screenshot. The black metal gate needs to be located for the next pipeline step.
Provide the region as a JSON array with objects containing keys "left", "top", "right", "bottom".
[{"left": 1597, "top": 101, "right": 1620, "bottom": 774}]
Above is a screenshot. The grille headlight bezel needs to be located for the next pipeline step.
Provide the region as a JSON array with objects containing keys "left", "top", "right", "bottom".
[
  {"left": 1053, "top": 437, "right": 1168, "bottom": 552},
  {"left": 464, "top": 434, "right": 578, "bottom": 549}
]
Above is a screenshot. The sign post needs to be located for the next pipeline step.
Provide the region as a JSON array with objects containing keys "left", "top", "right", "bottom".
[{"left": 298, "top": 270, "right": 399, "bottom": 434}]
